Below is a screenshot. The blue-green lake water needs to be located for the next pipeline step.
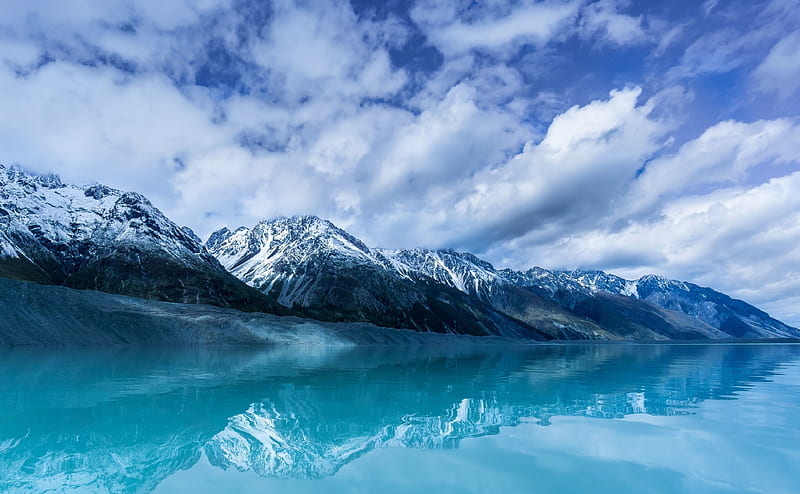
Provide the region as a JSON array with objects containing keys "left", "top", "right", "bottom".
[{"left": 1, "top": 343, "right": 799, "bottom": 493}]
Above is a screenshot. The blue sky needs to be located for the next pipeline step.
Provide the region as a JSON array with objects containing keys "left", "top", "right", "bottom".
[{"left": 0, "top": 0, "right": 799, "bottom": 324}]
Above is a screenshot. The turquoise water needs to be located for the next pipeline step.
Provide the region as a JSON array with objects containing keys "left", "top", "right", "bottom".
[{"left": 1, "top": 344, "right": 799, "bottom": 493}]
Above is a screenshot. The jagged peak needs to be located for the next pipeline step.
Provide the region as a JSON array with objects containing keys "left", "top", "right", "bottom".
[
  {"left": 252, "top": 215, "right": 373, "bottom": 254},
  {"left": 206, "top": 227, "right": 234, "bottom": 251},
  {"left": 255, "top": 215, "right": 339, "bottom": 233},
  {"left": 386, "top": 247, "right": 498, "bottom": 273},
  {"left": 2, "top": 164, "right": 65, "bottom": 189},
  {"left": 637, "top": 273, "right": 668, "bottom": 283},
  {"left": 83, "top": 183, "right": 122, "bottom": 200}
]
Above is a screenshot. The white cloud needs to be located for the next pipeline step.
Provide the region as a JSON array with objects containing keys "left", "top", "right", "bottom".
[
  {"left": 411, "top": 0, "right": 581, "bottom": 57},
  {"left": 251, "top": 1, "right": 407, "bottom": 102},
  {"left": 702, "top": 0, "right": 720, "bottom": 16},
  {"left": 579, "top": 0, "right": 648, "bottom": 46},
  {"left": 0, "top": 62, "right": 230, "bottom": 205},
  {"left": 754, "top": 30, "right": 800, "bottom": 99},
  {"left": 365, "top": 87, "right": 667, "bottom": 250},
  {"left": 479, "top": 118, "right": 800, "bottom": 326},
  {"left": 515, "top": 173, "right": 800, "bottom": 325},
  {"left": 629, "top": 119, "right": 800, "bottom": 215},
  {"left": 669, "top": 0, "right": 799, "bottom": 81}
]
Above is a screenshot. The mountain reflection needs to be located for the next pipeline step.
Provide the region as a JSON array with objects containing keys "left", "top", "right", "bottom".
[{"left": 0, "top": 343, "right": 797, "bottom": 492}]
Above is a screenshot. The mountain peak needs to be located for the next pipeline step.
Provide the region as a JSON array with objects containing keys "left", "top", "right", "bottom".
[
  {"left": 206, "top": 227, "right": 234, "bottom": 251},
  {"left": 255, "top": 215, "right": 341, "bottom": 236}
]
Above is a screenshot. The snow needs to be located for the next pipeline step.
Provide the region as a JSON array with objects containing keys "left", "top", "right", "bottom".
[{"left": 0, "top": 166, "right": 209, "bottom": 269}]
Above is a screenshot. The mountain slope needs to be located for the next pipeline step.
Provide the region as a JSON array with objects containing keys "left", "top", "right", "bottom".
[
  {"left": 206, "top": 216, "right": 552, "bottom": 338},
  {"left": 502, "top": 268, "right": 797, "bottom": 339},
  {"left": 386, "top": 249, "right": 728, "bottom": 340},
  {"left": 0, "top": 165, "right": 283, "bottom": 313}
]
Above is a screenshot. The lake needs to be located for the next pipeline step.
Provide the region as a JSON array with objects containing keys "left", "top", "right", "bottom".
[{"left": 1, "top": 343, "right": 798, "bottom": 493}]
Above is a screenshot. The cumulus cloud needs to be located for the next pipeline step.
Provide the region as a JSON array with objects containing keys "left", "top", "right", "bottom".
[
  {"left": 628, "top": 119, "right": 800, "bottom": 216},
  {"left": 516, "top": 173, "right": 800, "bottom": 325},
  {"left": 365, "top": 86, "right": 667, "bottom": 250},
  {"left": 0, "top": 62, "right": 230, "bottom": 203}
]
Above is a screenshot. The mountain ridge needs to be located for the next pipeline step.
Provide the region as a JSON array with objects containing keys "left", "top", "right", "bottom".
[{"left": 208, "top": 215, "right": 797, "bottom": 340}]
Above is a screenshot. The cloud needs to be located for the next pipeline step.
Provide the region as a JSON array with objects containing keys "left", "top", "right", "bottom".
[
  {"left": 668, "top": 0, "right": 800, "bottom": 82},
  {"left": 0, "top": 62, "right": 230, "bottom": 204},
  {"left": 517, "top": 172, "right": 800, "bottom": 325},
  {"left": 411, "top": 0, "right": 658, "bottom": 58},
  {"left": 628, "top": 119, "right": 800, "bottom": 216},
  {"left": 250, "top": 0, "right": 408, "bottom": 102},
  {"left": 410, "top": 0, "right": 581, "bottom": 57},
  {"left": 482, "top": 118, "right": 800, "bottom": 326},
  {"left": 365, "top": 86, "right": 667, "bottom": 250},
  {"left": 753, "top": 30, "right": 800, "bottom": 99},
  {"left": 579, "top": 0, "right": 648, "bottom": 46}
]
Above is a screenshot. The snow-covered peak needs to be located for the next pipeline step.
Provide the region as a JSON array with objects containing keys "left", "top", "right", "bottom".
[
  {"left": 210, "top": 216, "right": 384, "bottom": 266},
  {"left": 252, "top": 216, "right": 375, "bottom": 258},
  {"left": 205, "top": 216, "right": 392, "bottom": 299},
  {"left": 380, "top": 248, "right": 501, "bottom": 295},
  {"left": 0, "top": 166, "right": 206, "bottom": 266},
  {"left": 559, "top": 269, "right": 638, "bottom": 296}
]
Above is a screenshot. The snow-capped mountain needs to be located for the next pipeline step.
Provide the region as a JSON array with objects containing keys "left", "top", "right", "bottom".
[
  {"left": 208, "top": 216, "right": 798, "bottom": 340},
  {"left": 504, "top": 269, "right": 797, "bottom": 339},
  {"left": 382, "top": 248, "right": 502, "bottom": 297},
  {"left": 0, "top": 164, "right": 280, "bottom": 312},
  {"left": 207, "top": 216, "right": 548, "bottom": 338},
  {"left": 209, "top": 216, "right": 394, "bottom": 305}
]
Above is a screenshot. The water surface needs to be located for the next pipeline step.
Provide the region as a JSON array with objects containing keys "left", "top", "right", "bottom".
[{"left": 1, "top": 343, "right": 799, "bottom": 493}]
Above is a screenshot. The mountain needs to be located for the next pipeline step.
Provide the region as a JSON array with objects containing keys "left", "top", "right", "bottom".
[
  {"left": 208, "top": 216, "right": 797, "bottom": 340},
  {"left": 502, "top": 269, "right": 798, "bottom": 339},
  {"left": 0, "top": 164, "right": 282, "bottom": 313},
  {"left": 206, "top": 216, "right": 554, "bottom": 339},
  {"left": 385, "top": 249, "right": 728, "bottom": 340}
]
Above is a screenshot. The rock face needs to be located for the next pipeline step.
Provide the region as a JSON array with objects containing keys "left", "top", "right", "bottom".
[
  {"left": 0, "top": 165, "right": 282, "bottom": 313},
  {"left": 209, "top": 216, "right": 798, "bottom": 340}
]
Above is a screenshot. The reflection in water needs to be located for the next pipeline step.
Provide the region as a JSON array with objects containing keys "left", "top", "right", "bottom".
[{"left": 0, "top": 344, "right": 798, "bottom": 493}]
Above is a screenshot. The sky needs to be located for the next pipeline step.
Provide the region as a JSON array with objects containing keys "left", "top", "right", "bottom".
[{"left": 0, "top": 0, "right": 799, "bottom": 324}]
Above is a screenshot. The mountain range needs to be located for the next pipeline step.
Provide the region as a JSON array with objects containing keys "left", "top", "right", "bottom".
[
  {"left": 1, "top": 164, "right": 797, "bottom": 343},
  {"left": 206, "top": 215, "right": 796, "bottom": 340}
]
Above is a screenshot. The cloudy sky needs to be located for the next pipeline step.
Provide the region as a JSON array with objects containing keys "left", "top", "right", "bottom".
[{"left": 1, "top": 0, "right": 799, "bottom": 324}]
